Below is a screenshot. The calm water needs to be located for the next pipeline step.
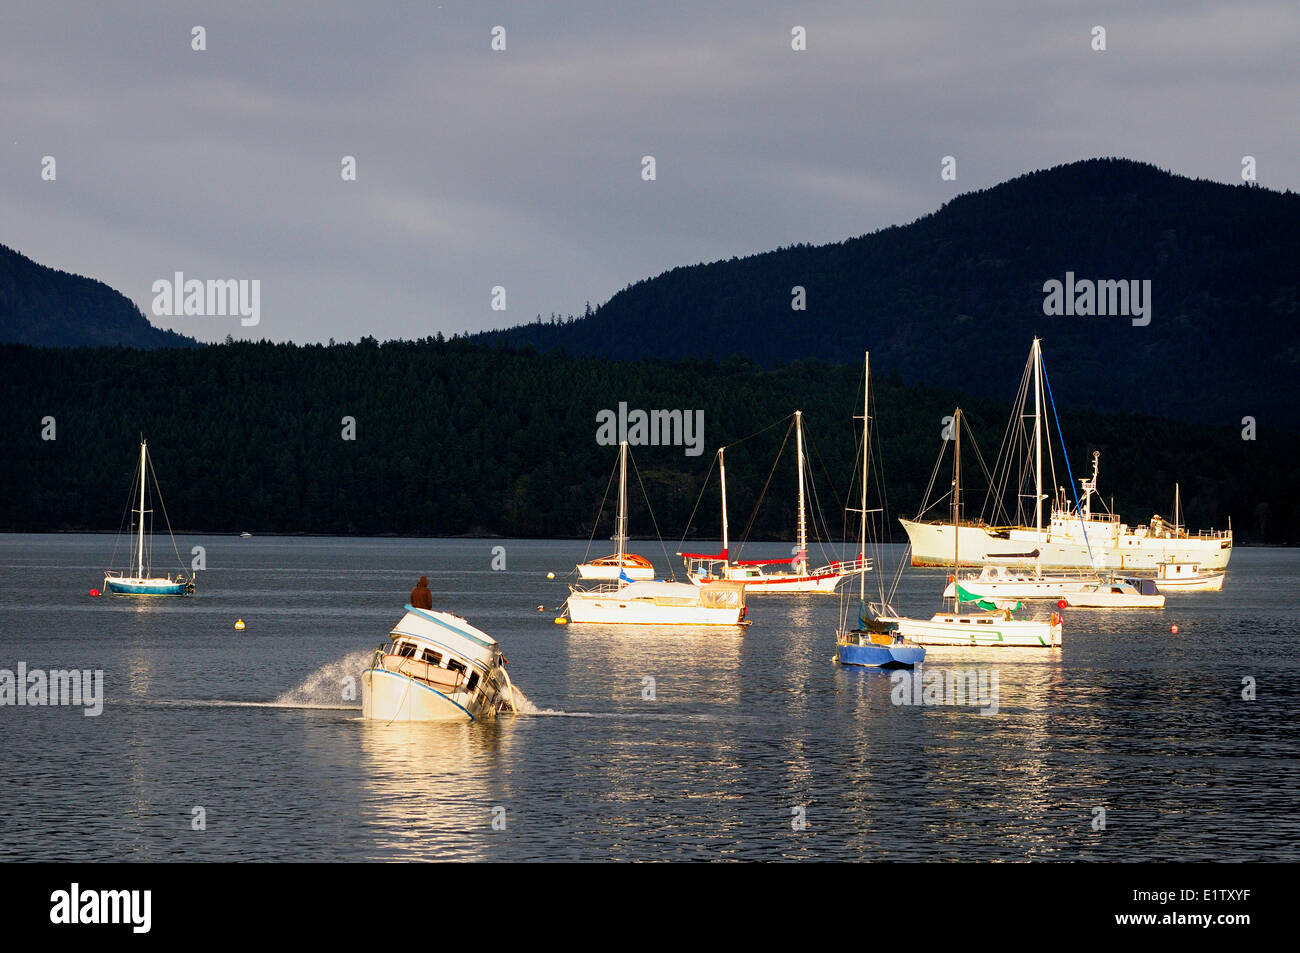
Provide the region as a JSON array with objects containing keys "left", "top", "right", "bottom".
[{"left": 0, "top": 535, "right": 1295, "bottom": 861}]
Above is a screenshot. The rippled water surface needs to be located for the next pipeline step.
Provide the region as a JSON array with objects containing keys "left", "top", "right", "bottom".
[{"left": 1, "top": 535, "right": 1295, "bottom": 861}]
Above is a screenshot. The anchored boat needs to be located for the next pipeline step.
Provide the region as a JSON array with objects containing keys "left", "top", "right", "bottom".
[
  {"left": 566, "top": 441, "right": 749, "bottom": 626},
  {"left": 362, "top": 605, "right": 520, "bottom": 721},
  {"left": 103, "top": 439, "right": 195, "bottom": 596},
  {"left": 681, "top": 411, "right": 868, "bottom": 594},
  {"left": 889, "top": 407, "right": 1063, "bottom": 649},
  {"left": 900, "top": 340, "right": 1232, "bottom": 570},
  {"left": 1155, "top": 561, "right": 1225, "bottom": 592},
  {"left": 1058, "top": 576, "right": 1165, "bottom": 608},
  {"left": 833, "top": 353, "right": 925, "bottom": 668}
]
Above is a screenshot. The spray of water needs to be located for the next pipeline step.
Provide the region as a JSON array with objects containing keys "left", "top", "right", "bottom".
[{"left": 274, "top": 649, "right": 373, "bottom": 708}]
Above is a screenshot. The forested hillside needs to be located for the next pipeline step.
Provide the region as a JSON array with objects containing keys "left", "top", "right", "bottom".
[
  {"left": 0, "top": 242, "right": 197, "bottom": 348},
  {"left": 1, "top": 339, "right": 1291, "bottom": 544}
]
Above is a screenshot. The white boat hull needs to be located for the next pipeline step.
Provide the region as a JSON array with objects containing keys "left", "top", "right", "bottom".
[
  {"left": 577, "top": 564, "right": 655, "bottom": 581},
  {"left": 901, "top": 518, "right": 1232, "bottom": 571},
  {"left": 1153, "top": 574, "right": 1224, "bottom": 592},
  {"left": 1060, "top": 590, "right": 1165, "bottom": 608},
  {"left": 565, "top": 580, "right": 746, "bottom": 625},
  {"left": 565, "top": 595, "right": 745, "bottom": 625},
  {"left": 362, "top": 668, "right": 487, "bottom": 722},
  {"left": 891, "top": 612, "right": 1062, "bottom": 648}
]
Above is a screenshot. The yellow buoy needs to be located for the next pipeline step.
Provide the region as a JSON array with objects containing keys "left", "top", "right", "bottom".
[
  {"left": 554, "top": 617, "right": 567, "bottom": 625},
  {"left": 234, "top": 619, "right": 246, "bottom": 631},
  {"left": 546, "top": 572, "right": 555, "bottom": 579}
]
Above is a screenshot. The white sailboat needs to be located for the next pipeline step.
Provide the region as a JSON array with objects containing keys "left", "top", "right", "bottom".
[
  {"left": 575, "top": 440, "right": 656, "bottom": 580},
  {"left": 884, "top": 408, "right": 1063, "bottom": 648},
  {"left": 680, "top": 412, "right": 868, "bottom": 593},
  {"left": 565, "top": 442, "right": 748, "bottom": 626},
  {"left": 900, "top": 339, "right": 1232, "bottom": 570},
  {"left": 103, "top": 439, "right": 195, "bottom": 597}
]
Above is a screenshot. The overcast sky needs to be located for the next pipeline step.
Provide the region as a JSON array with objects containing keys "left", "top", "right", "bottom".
[{"left": 3, "top": 1, "right": 1296, "bottom": 343}]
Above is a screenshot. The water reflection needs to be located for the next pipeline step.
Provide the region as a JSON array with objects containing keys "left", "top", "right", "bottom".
[{"left": 358, "top": 719, "right": 512, "bottom": 861}]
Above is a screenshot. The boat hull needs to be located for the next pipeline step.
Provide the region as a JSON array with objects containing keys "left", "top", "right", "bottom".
[
  {"left": 565, "top": 594, "right": 745, "bottom": 625},
  {"left": 892, "top": 612, "right": 1062, "bottom": 648},
  {"left": 688, "top": 571, "right": 847, "bottom": 593},
  {"left": 836, "top": 640, "right": 925, "bottom": 668},
  {"left": 1060, "top": 591, "right": 1165, "bottom": 608},
  {"left": 901, "top": 518, "right": 1232, "bottom": 571},
  {"left": 361, "top": 668, "right": 484, "bottom": 722},
  {"left": 104, "top": 577, "right": 189, "bottom": 596},
  {"left": 577, "top": 564, "right": 655, "bottom": 581},
  {"left": 1153, "top": 574, "right": 1224, "bottom": 592}
]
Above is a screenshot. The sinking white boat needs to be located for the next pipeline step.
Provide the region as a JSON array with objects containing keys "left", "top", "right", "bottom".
[
  {"left": 566, "top": 578, "right": 748, "bottom": 625},
  {"left": 1060, "top": 576, "right": 1166, "bottom": 609},
  {"left": 362, "top": 605, "right": 519, "bottom": 722},
  {"left": 1155, "top": 561, "right": 1225, "bottom": 592},
  {"left": 682, "top": 411, "right": 868, "bottom": 594}
]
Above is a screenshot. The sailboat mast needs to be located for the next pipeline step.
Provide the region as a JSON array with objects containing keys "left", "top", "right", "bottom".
[
  {"left": 795, "top": 410, "right": 807, "bottom": 572},
  {"left": 1033, "top": 337, "right": 1043, "bottom": 542},
  {"left": 859, "top": 353, "right": 869, "bottom": 605},
  {"left": 136, "top": 439, "right": 147, "bottom": 579},
  {"left": 719, "top": 448, "right": 730, "bottom": 560},
  {"left": 1175, "top": 482, "right": 1181, "bottom": 536},
  {"left": 615, "top": 440, "right": 628, "bottom": 563},
  {"left": 953, "top": 409, "right": 961, "bottom": 612}
]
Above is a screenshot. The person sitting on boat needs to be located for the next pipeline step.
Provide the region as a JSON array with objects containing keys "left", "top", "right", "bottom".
[{"left": 409, "top": 576, "right": 433, "bottom": 609}]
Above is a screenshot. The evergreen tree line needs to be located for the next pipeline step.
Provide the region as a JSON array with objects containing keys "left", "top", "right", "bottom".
[{"left": 0, "top": 338, "right": 1293, "bottom": 544}]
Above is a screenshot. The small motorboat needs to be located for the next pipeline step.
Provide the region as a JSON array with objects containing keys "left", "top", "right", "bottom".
[
  {"left": 362, "top": 605, "right": 520, "bottom": 722},
  {"left": 1060, "top": 575, "right": 1165, "bottom": 608},
  {"left": 1154, "top": 561, "right": 1225, "bottom": 592}
]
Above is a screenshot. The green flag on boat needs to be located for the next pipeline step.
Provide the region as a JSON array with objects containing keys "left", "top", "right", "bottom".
[{"left": 955, "top": 583, "right": 1021, "bottom": 612}]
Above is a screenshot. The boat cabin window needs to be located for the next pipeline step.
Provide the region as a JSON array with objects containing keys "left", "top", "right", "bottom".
[
  {"left": 467, "top": 671, "right": 479, "bottom": 691},
  {"left": 396, "top": 642, "right": 417, "bottom": 659},
  {"left": 446, "top": 659, "right": 467, "bottom": 677},
  {"left": 421, "top": 649, "right": 442, "bottom": 666}
]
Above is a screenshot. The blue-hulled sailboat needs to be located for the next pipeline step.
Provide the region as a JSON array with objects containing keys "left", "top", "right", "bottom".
[
  {"left": 103, "top": 439, "right": 195, "bottom": 597},
  {"left": 833, "top": 353, "right": 925, "bottom": 669}
]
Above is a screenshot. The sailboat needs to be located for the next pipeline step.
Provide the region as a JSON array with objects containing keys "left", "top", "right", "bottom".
[
  {"left": 565, "top": 441, "right": 748, "bottom": 626},
  {"left": 883, "top": 408, "right": 1062, "bottom": 648},
  {"left": 679, "top": 412, "right": 868, "bottom": 593},
  {"left": 900, "top": 339, "right": 1232, "bottom": 570},
  {"left": 834, "top": 353, "right": 925, "bottom": 668},
  {"left": 103, "top": 439, "right": 195, "bottom": 596}
]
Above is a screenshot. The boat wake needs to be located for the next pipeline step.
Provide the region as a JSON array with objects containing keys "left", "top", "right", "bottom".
[{"left": 273, "top": 649, "right": 373, "bottom": 709}]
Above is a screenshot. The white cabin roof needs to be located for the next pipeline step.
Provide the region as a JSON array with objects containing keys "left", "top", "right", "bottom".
[{"left": 391, "top": 606, "right": 499, "bottom": 666}]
